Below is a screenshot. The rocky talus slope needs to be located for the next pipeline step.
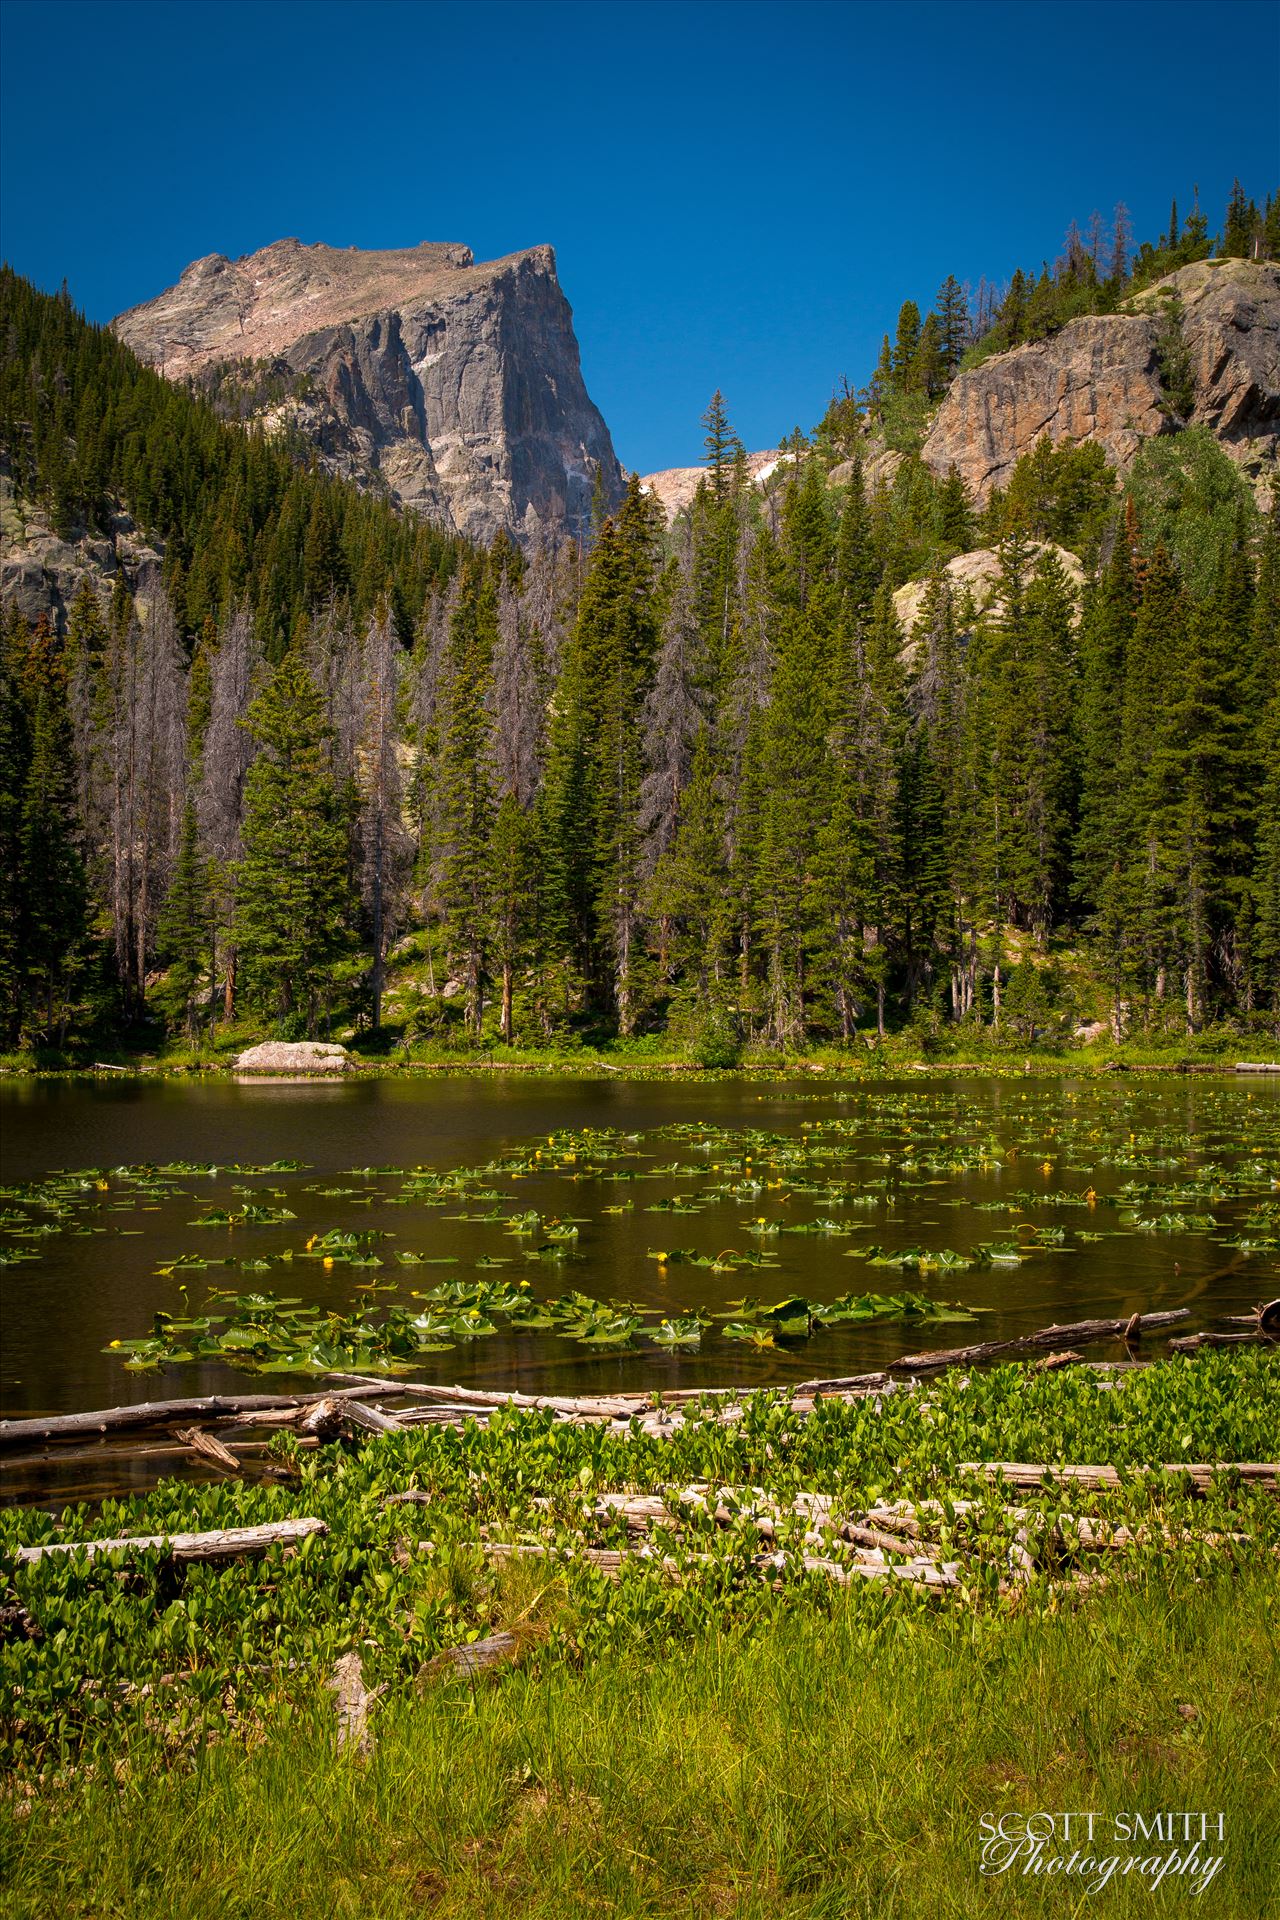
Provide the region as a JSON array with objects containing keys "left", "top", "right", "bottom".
[
  {"left": 113, "top": 239, "right": 624, "bottom": 544},
  {"left": 922, "top": 259, "right": 1280, "bottom": 503}
]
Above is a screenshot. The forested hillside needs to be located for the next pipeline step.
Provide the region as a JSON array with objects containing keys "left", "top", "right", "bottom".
[{"left": 2, "top": 183, "right": 1278, "bottom": 1060}]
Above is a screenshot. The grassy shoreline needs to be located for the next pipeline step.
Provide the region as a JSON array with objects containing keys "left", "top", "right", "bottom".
[
  {"left": 3, "top": 1564, "right": 1277, "bottom": 1918},
  {"left": 2, "top": 1353, "right": 1277, "bottom": 1913},
  {"left": 3, "top": 1038, "right": 1279, "bottom": 1081}
]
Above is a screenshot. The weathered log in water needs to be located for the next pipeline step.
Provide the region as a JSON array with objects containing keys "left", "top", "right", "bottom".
[
  {"left": 885, "top": 1309, "right": 1191, "bottom": 1376},
  {"left": 173, "top": 1426, "right": 242, "bottom": 1474},
  {"left": 0, "top": 1386, "right": 394, "bottom": 1453},
  {"left": 299, "top": 1396, "right": 404, "bottom": 1440},
  {"left": 14, "top": 1516, "right": 328, "bottom": 1565},
  {"left": 325, "top": 1374, "right": 715, "bottom": 1418},
  {"left": 1169, "top": 1330, "right": 1273, "bottom": 1352}
]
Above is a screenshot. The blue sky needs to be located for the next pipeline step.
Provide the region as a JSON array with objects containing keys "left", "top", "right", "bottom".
[{"left": 1, "top": 0, "right": 1276, "bottom": 473}]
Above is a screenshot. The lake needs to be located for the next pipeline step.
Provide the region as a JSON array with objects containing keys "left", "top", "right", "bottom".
[{"left": 3, "top": 1072, "right": 1277, "bottom": 1451}]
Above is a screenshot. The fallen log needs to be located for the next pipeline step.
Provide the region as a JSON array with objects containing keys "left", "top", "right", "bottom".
[
  {"left": 299, "top": 1396, "right": 403, "bottom": 1440},
  {"left": 325, "top": 1375, "right": 638, "bottom": 1418},
  {"left": 328, "top": 1373, "right": 749, "bottom": 1414},
  {"left": 1168, "top": 1331, "right": 1272, "bottom": 1352},
  {"left": 173, "top": 1427, "right": 241, "bottom": 1475},
  {"left": 420, "top": 1631, "right": 519, "bottom": 1681},
  {"left": 958, "top": 1462, "right": 1279, "bottom": 1492},
  {"left": 0, "top": 1386, "right": 394, "bottom": 1453},
  {"left": 867, "top": 1499, "right": 1252, "bottom": 1555},
  {"left": 888, "top": 1309, "right": 1191, "bottom": 1375},
  {"left": 14, "top": 1516, "right": 327, "bottom": 1565},
  {"left": 477, "top": 1536, "right": 957, "bottom": 1588}
]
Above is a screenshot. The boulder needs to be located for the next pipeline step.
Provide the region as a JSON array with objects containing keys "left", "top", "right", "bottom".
[{"left": 233, "top": 1041, "right": 351, "bottom": 1074}]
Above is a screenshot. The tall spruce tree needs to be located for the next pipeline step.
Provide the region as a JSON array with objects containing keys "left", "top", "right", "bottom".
[
  {"left": 437, "top": 558, "right": 498, "bottom": 1037},
  {"left": 234, "top": 649, "right": 351, "bottom": 1034}
]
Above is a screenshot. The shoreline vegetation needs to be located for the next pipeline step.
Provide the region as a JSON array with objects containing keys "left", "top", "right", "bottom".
[
  {"left": 1, "top": 1349, "right": 1278, "bottom": 1915},
  {"left": 3, "top": 1034, "right": 1279, "bottom": 1079}
]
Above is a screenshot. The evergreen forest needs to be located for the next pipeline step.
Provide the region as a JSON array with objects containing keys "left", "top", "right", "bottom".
[{"left": 2, "top": 180, "right": 1279, "bottom": 1063}]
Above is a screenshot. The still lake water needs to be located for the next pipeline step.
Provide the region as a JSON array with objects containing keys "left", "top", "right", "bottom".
[{"left": 3, "top": 1072, "right": 1278, "bottom": 1435}]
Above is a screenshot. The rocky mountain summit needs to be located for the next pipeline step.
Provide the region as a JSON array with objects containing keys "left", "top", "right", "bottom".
[
  {"left": 922, "top": 260, "right": 1279, "bottom": 503},
  {"left": 113, "top": 238, "right": 624, "bottom": 544}
]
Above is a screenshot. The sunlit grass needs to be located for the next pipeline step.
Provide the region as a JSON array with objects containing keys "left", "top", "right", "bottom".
[{"left": 2, "top": 1565, "right": 1275, "bottom": 1918}]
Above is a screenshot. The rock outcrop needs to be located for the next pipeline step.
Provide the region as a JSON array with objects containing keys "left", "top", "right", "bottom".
[
  {"left": 922, "top": 260, "right": 1280, "bottom": 504},
  {"left": 0, "top": 473, "right": 163, "bottom": 628},
  {"left": 1145, "top": 259, "right": 1280, "bottom": 495},
  {"left": 892, "top": 543, "right": 1086, "bottom": 639},
  {"left": 113, "top": 239, "right": 625, "bottom": 545},
  {"left": 233, "top": 1041, "right": 350, "bottom": 1074}
]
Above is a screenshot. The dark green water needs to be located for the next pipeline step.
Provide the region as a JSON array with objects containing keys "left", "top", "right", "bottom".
[{"left": 3, "top": 1074, "right": 1278, "bottom": 1435}]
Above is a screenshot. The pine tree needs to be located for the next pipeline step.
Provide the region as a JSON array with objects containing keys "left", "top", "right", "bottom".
[
  {"left": 909, "top": 312, "right": 946, "bottom": 396},
  {"left": 935, "top": 466, "right": 975, "bottom": 552},
  {"left": 437, "top": 558, "right": 498, "bottom": 1037},
  {"left": 701, "top": 391, "right": 742, "bottom": 499},
  {"left": 935, "top": 274, "right": 970, "bottom": 378},
  {"left": 489, "top": 793, "right": 535, "bottom": 1043},
  {"left": 1222, "top": 179, "right": 1255, "bottom": 258},
  {"left": 646, "top": 727, "right": 729, "bottom": 1010},
  {"left": 545, "top": 476, "right": 662, "bottom": 1031},
  {"left": 234, "top": 649, "right": 352, "bottom": 1034},
  {"left": 891, "top": 302, "right": 922, "bottom": 384}
]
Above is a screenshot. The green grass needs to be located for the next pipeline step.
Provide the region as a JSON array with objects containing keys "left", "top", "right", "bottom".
[{"left": 2, "top": 1565, "right": 1276, "bottom": 1918}]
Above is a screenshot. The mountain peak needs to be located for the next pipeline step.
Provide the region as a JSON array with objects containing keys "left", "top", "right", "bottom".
[{"left": 111, "top": 238, "right": 621, "bottom": 543}]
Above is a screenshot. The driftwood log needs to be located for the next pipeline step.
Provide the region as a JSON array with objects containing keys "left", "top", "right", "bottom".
[
  {"left": 173, "top": 1426, "right": 242, "bottom": 1474},
  {"left": 0, "top": 1301, "right": 1262, "bottom": 1470},
  {"left": 299, "top": 1396, "right": 404, "bottom": 1440},
  {"left": 958, "top": 1462, "right": 1279, "bottom": 1492},
  {"left": 14, "top": 1516, "right": 328, "bottom": 1565},
  {"left": 0, "top": 1386, "right": 394, "bottom": 1454},
  {"left": 885, "top": 1309, "right": 1191, "bottom": 1376},
  {"left": 420, "top": 1631, "right": 520, "bottom": 1681},
  {"left": 476, "top": 1537, "right": 959, "bottom": 1589}
]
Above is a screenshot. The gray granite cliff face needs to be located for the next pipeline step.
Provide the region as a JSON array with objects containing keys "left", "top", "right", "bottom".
[
  {"left": 113, "top": 239, "right": 625, "bottom": 543},
  {"left": 921, "top": 260, "right": 1280, "bottom": 504}
]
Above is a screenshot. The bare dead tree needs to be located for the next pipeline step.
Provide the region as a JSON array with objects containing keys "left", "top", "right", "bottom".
[
  {"left": 356, "top": 602, "right": 411, "bottom": 1029},
  {"left": 488, "top": 571, "right": 543, "bottom": 808},
  {"left": 197, "top": 603, "right": 261, "bottom": 1019},
  {"left": 639, "top": 562, "right": 707, "bottom": 876},
  {"left": 85, "top": 593, "right": 186, "bottom": 1011}
]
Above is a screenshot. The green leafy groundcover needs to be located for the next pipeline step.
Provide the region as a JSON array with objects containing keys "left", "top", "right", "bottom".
[{"left": 2, "top": 1350, "right": 1276, "bottom": 1777}]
